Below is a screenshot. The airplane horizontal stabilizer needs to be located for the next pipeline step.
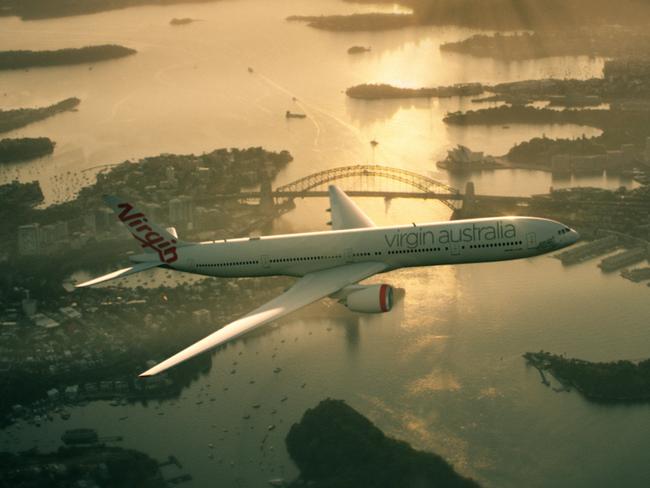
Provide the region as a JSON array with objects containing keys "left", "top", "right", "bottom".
[{"left": 75, "top": 261, "right": 161, "bottom": 288}]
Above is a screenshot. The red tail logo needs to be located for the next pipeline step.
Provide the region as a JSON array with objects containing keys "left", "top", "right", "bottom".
[{"left": 117, "top": 203, "right": 178, "bottom": 264}]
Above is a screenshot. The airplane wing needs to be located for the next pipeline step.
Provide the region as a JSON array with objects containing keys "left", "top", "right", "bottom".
[
  {"left": 139, "top": 261, "right": 387, "bottom": 376},
  {"left": 328, "top": 185, "right": 375, "bottom": 230}
]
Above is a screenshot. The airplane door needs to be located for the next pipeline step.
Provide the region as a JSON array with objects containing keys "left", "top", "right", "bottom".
[
  {"left": 260, "top": 254, "right": 270, "bottom": 269},
  {"left": 526, "top": 232, "right": 537, "bottom": 249},
  {"left": 450, "top": 242, "right": 461, "bottom": 256},
  {"left": 344, "top": 248, "right": 354, "bottom": 263}
]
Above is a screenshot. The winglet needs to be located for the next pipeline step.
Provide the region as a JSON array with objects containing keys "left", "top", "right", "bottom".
[{"left": 328, "top": 185, "right": 375, "bottom": 230}]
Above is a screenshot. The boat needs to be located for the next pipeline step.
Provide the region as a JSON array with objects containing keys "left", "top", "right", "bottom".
[
  {"left": 347, "top": 46, "right": 371, "bottom": 54},
  {"left": 285, "top": 110, "right": 306, "bottom": 119}
]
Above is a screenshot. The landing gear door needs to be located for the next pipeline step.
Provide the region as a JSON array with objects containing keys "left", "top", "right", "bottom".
[{"left": 526, "top": 232, "right": 537, "bottom": 249}]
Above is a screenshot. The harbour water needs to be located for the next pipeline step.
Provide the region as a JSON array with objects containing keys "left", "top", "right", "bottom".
[{"left": 1, "top": 1, "right": 650, "bottom": 487}]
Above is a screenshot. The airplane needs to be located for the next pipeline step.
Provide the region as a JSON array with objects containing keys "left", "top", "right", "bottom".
[{"left": 76, "top": 186, "right": 580, "bottom": 377}]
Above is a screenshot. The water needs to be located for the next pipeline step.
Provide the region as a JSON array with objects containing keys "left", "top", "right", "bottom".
[
  {"left": 0, "top": 0, "right": 628, "bottom": 204},
  {"left": 1, "top": 1, "right": 649, "bottom": 487}
]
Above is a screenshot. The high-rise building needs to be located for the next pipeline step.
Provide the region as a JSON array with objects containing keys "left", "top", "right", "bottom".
[
  {"left": 22, "top": 291, "right": 37, "bottom": 318},
  {"left": 169, "top": 196, "right": 194, "bottom": 231},
  {"left": 18, "top": 224, "right": 40, "bottom": 255}
]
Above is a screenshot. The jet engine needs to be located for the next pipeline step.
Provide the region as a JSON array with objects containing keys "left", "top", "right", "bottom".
[{"left": 343, "top": 284, "right": 393, "bottom": 313}]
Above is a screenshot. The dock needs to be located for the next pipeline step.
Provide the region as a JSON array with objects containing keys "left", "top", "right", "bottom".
[
  {"left": 555, "top": 235, "right": 619, "bottom": 264},
  {"left": 621, "top": 267, "right": 650, "bottom": 282},
  {"left": 599, "top": 247, "right": 648, "bottom": 272}
]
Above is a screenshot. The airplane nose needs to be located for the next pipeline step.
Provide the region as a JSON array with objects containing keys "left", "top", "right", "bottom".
[{"left": 571, "top": 229, "right": 580, "bottom": 243}]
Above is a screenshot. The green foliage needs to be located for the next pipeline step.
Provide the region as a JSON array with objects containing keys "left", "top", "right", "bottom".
[
  {"left": 0, "top": 45, "right": 136, "bottom": 70},
  {"left": 507, "top": 136, "right": 606, "bottom": 165},
  {"left": 525, "top": 352, "right": 650, "bottom": 401},
  {"left": 286, "top": 399, "right": 481, "bottom": 488},
  {"left": 3, "top": 0, "right": 218, "bottom": 20},
  {"left": 0, "top": 137, "right": 54, "bottom": 163},
  {"left": 0, "top": 97, "right": 80, "bottom": 134}
]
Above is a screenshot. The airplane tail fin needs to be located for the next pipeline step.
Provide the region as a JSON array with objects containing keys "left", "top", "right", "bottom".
[{"left": 103, "top": 195, "right": 191, "bottom": 265}]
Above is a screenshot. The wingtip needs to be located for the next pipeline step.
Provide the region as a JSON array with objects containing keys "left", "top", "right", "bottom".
[
  {"left": 139, "top": 363, "right": 164, "bottom": 377},
  {"left": 138, "top": 367, "right": 157, "bottom": 378}
]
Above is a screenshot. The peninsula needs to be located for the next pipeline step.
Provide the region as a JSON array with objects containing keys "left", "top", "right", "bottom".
[
  {"left": 346, "top": 83, "right": 484, "bottom": 99},
  {"left": 0, "top": 97, "right": 80, "bottom": 134},
  {"left": 0, "top": 137, "right": 54, "bottom": 163},
  {"left": 287, "top": 13, "right": 415, "bottom": 31},
  {"left": 0, "top": 45, "right": 136, "bottom": 70},
  {"left": 440, "top": 28, "right": 650, "bottom": 61},
  {"left": 0, "top": 0, "right": 218, "bottom": 20},
  {"left": 0, "top": 445, "right": 166, "bottom": 486},
  {"left": 525, "top": 351, "right": 650, "bottom": 402},
  {"left": 289, "top": 0, "right": 650, "bottom": 32},
  {"left": 286, "top": 399, "right": 481, "bottom": 488},
  {"left": 0, "top": 146, "right": 294, "bottom": 425}
]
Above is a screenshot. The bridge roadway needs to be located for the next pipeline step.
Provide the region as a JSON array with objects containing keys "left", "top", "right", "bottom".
[{"left": 200, "top": 191, "right": 530, "bottom": 202}]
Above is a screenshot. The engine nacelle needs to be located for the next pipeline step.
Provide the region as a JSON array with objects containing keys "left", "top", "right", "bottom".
[{"left": 344, "top": 284, "right": 393, "bottom": 313}]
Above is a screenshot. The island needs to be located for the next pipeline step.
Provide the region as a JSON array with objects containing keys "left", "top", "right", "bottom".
[
  {"left": 286, "top": 398, "right": 481, "bottom": 488},
  {"left": 170, "top": 17, "right": 196, "bottom": 26},
  {"left": 524, "top": 351, "right": 650, "bottom": 402},
  {"left": 0, "top": 137, "right": 54, "bottom": 163},
  {"left": 346, "top": 83, "right": 484, "bottom": 99},
  {"left": 0, "top": 97, "right": 80, "bottom": 134},
  {"left": 442, "top": 105, "right": 608, "bottom": 127},
  {"left": 0, "top": 45, "right": 136, "bottom": 70}
]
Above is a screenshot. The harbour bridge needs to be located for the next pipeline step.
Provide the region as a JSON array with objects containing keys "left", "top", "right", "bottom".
[
  {"left": 271, "top": 165, "right": 462, "bottom": 210},
  {"left": 196, "top": 164, "right": 531, "bottom": 214}
]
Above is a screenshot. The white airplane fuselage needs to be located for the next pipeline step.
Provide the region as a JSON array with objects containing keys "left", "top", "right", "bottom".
[
  {"left": 159, "top": 216, "right": 579, "bottom": 278},
  {"left": 81, "top": 191, "right": 581, "bottom": 376}
]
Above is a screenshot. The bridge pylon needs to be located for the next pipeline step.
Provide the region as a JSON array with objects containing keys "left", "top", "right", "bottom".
[{"left": 259, "top": 173, "right": 275, "bottom": 215}]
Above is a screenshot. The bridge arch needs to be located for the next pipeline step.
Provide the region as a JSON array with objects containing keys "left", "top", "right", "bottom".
[{"left": 274, "top": 165, "right": 461, "bottom": 210}]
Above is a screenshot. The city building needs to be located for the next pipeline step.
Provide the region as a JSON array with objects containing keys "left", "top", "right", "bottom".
[
  {"left": 18, "top": 224, "right": 40, "bottom": 255},
  {"left": 168, "top": 195, "right": 194, "bottom": 231},
  {"left": 32, "top": 313, "right": 60, "bottom": 329},
  {"left": 192, "top": 309, "right": 212, "bottom": 325}
]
